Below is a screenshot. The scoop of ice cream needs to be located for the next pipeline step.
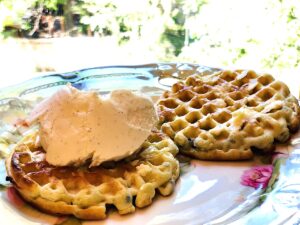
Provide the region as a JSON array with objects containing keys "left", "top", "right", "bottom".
[{"left": 27, "top": 85, "right": 158, "bottom": 167}]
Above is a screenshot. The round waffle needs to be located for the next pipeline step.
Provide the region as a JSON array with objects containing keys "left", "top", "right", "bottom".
[
  {"left": 157, "top": 70, "right": 300, "bottom": 160},
  {"left": 6, "top": 130, "right": 179, "bottom": 220}
]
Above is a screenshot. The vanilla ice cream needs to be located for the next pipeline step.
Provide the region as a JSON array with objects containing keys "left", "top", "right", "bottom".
[{"left": 27, "top": 84, "right": 158, "bottom": 167}]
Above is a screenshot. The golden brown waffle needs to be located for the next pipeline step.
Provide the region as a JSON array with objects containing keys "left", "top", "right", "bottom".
[
  {"left": 157, "top": 70, "right": 300, "bottom": 160},
  {"left": 6, "top": 130, "right": 179, "bottom": 220}
]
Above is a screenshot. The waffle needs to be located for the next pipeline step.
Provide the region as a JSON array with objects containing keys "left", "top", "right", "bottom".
[
  {"left": 6, "top": 130, "right": 179, "bottom": 220},
  {"left": 157, "top": 70, "right": 300, "bottom": 160}
]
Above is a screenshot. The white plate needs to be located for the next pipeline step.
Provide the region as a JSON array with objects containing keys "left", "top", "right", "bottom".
[{"left": 0, "top": 63, "right": 299, "bottom": 225}]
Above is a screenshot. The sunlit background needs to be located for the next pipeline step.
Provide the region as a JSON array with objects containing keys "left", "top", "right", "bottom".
[{"left": 0, "top": 0, "right": 299, "bottom": 89}]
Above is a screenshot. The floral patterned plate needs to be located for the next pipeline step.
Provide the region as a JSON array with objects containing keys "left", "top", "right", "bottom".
[{"left": 0, "top": 63, "right": 299, "bottom": 225}]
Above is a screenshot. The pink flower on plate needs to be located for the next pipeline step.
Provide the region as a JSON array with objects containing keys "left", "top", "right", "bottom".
[{"left": 241, "top": 165, "right": 273, "bottom": 189}]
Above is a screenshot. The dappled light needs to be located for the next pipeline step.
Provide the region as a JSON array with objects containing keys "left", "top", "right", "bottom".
[{"left": 0, "top": 0, "right": 299, "bottom": 87}]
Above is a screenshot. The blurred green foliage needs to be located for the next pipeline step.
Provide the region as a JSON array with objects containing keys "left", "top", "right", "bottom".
[{"left": 0, "top": 0, "right": 299, "bottom": 70}]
